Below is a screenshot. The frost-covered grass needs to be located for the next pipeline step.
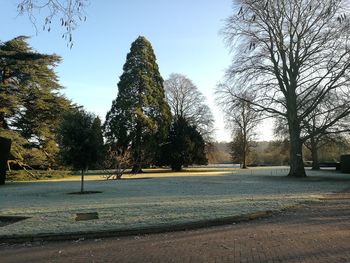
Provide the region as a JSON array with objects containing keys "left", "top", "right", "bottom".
[{"left": 0, "top": 166, "right": 349, "bottom": 237}]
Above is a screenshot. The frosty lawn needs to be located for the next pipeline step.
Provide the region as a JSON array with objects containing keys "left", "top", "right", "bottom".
[{"left": 1, "top": 167, "right": 349, "bottom": 238}]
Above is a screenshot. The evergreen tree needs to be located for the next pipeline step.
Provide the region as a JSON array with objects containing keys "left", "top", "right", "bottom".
[
  {"left": 89, "top": 117, "right": 105, "bottom": 169},
  {"left": 0, "top": 36, "right": 62, "bottom": 128},
  {"left": 58, "top": 109, "right": 104, "bottom": 193},
  {"left": 104, "top": 36, "right": 171, "bottom": 172},
  {"left": 160, "top": 117, "right": 207, "bottom": 171},
  {"left": 0, "top": 36, "right": 71, "bottom": 168}
]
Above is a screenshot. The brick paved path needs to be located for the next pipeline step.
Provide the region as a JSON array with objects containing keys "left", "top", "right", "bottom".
[{"left": 1, "top": 191, "right": 350, "bottom": 263}]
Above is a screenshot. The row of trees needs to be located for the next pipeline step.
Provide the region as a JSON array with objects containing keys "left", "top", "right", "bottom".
[
  {"left": 216, "top": 0, "right": 350, "bottom": 176},
  {"left": 10, "top": 0, "right": 350, "bottom": 178},
  {"left": 1, "top": 36, "right": 212, "bottom": 182}
]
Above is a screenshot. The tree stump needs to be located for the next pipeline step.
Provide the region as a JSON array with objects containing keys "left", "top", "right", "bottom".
[{"left": 0, "top": 137, "right": 11, "bottom": 185}]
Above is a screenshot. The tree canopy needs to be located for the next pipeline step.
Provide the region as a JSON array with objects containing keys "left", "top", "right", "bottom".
[
  {"left": 0, "top": 36, "right": 71, "bottom": 169},
  {"left": 57, "top": 109, "right": 104, "bottom": 192},
  {"left": 160, "top": 117, "right": 207, "bottom": 171}
]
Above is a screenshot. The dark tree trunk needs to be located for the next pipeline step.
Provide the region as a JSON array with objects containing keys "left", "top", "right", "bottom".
[
  {"left": 242, "top": 104, "right": 247, "bottom": 169},
  {"left": 242, "top": 134, "right": 247, "bottom": 169},
  {"left": 171, "top": 164, "right": 182, "bottom": 172},
  {"left": 0, "top": 137, "right": 11, "bottom": 185},
  {"left": 131, "top": 165, "right": 143, "bottom": 173},
  {"left": 80, "top": 169, "right": 84, "bottom": 193},
  {"left": 310, "top": 137, "right": 320, "bottom": 170},
  {"left": 288, "top": 126, "right": 306, "bottom": 177},
  {"left": 286, "top": 83, "right": 306, "bottom": 177},
  {"left": 132, "top": 120, "right": 143, "bottom": 174}
]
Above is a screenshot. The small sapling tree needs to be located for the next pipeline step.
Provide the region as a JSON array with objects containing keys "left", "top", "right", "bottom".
[{"left": 58, "top": 109, "right": 104, "bottom": 193}]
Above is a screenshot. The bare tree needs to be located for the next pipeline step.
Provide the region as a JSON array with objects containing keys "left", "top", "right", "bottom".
[
  {"left": 221, "top": 0, "right": 350, "bottom": 177},
  {"left": 302, "top": 94, "right": 350, "bottom": 169},
  {"left": 164, "top": 73, "right": 215, "bottom": 142},
  {"left": 103, "top": 147, "right": 132, "bottom": 180},
  {"left": 17, "top": 0, "right": 89, "bottom": 46},
  {"left": 275, "top": 92, "right": 350, "bottom": 170},
  {"left": 216, "top": 89, "right": 261, "bottom": 168}
]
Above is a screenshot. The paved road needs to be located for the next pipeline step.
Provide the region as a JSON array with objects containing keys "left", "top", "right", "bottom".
[{"left": 1, "top": 191, "right": 350, "bottom": 263}]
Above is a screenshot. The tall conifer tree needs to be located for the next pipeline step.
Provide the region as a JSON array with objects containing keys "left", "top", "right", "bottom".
[
  {"left": 0, "top": 36, "right": 71, "bottom": 168},
  {"left": 104, "top": 36, "right": 171, "bottom": 172}
]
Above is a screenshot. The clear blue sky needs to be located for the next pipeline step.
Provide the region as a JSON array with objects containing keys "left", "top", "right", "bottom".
[{"left": 1, "top": 0, "right": 273, "bottom": 142}]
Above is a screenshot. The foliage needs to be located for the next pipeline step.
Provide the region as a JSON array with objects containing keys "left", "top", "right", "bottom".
[
  {"left": 58, "top": 109, "right": 104, "bottom": 172},
  {"left": 1, "top": 36, "right": 62, "bottom": 128},
  {"left": 220, "top": 0, "right": 350, "bottom": 177},
  {"left": 160, "top": 117, "right": 207, "bottom": 171},
  {"left": 104, "top": 36, "right": 171, "bottom": 172},
  {"left": 164, "top": 73, "right": 214, "bottom": 142},
  {"left": 0, "top": 36, "right": 71, "bottom": 169}
]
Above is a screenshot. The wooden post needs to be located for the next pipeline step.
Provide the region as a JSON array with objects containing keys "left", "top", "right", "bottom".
[{"left": 0, "top": 137, "right": 12, "bottom": 185}]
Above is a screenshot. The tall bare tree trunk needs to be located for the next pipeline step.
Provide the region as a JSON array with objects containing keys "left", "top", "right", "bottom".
[
  {"left": 288, "top": 126, "right": 306, "bottom": 177},
  {"left": 287, "top": 82, "right": 306, "bottom": 177}
]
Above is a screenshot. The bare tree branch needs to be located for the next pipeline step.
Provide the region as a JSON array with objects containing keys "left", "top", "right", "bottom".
[
  {"left": 164, "top": 73, "right": 215, "bottom": 142},
  {"left": 17, "top": 0, "right": 89, "bottom": 47}
]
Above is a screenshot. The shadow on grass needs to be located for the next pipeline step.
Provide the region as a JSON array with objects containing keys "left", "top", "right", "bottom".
[
  {"left": 257, "top": 174, "right": 350, "bottom": 183},
  {"left": 67, "top": 191, "right": 103, "bottom": 195},
  {"left": 84, "top": 168, "right": 238, "bottom": 176},
  {"left": 0, "top": 216, "right": 29, "bottom": 227}
]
